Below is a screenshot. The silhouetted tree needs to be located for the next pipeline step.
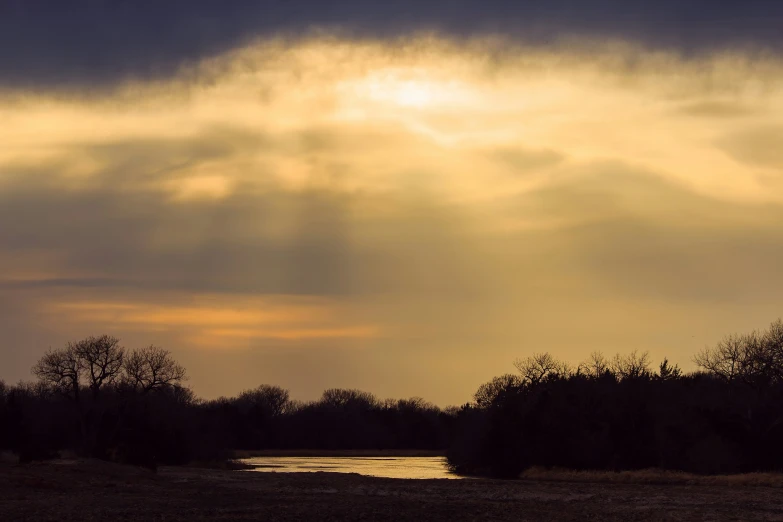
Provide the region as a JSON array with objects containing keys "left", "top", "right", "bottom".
[
  {"left": 238, "top": 385, "right": 290, "bottom": 417},
  {"left": 611, "top": 350, "right": 651, "bottom": 380},
  {"left": 123, "top": 345, "right": 186, "bottom": 393},
  {"left": 763, "top": 320, "right": 783, "bottom": 381},
  {"left": 15, "top": 321, "right": 783, "bottom": 478},
  {"left": 473, "top": 374, "right": 521, "bottom": 408},
  {"left": 73, "top": 335, "right": 125, "bottom": 398},
  {"left": 514, "top": 353, "right": 570, "bottom": 384},
  {"left": 448, "top": 322, "right": 783, "bottom": 477},
  {"left": 320, "top": 388, "right": 378, "bottom": 409},
  {"left": 578, "top": 351, "right": 611, "bottom": 378},
  {"left": 32, "top": 345, "right": 81, "bottom": 401},
  {"left": 232, "top": 385, "right": 291, "bottom": 448},
  {"left": 657, "top": 358, "right": 682, "bottom": 380},
  {"left": 694, "top": 334, "right": 749, "bottom": 383}
]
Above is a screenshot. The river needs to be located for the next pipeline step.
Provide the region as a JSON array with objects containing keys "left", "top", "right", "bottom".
[{"left": 241, "top": 456, "right": 463, "bottom": 479}]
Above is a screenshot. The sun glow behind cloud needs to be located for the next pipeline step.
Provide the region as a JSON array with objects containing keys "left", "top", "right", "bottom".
[
  {"left": 3, "top": 38, "right": 782, "bottom": 201},
  {"left": 46, "top": 295, "right": 378, "bottom": 349},
  {"left": 2, "top": 35, "right": 783, "bottom": 402}
]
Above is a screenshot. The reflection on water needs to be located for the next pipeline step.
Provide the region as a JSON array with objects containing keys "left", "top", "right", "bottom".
[{"left": 242, "top": 456, "right": 463, "bottom": 479}]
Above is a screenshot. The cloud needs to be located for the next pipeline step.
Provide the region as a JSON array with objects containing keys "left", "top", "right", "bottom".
[
  {"left": 489, "top": 146, "right": 566, "bottom": 174},
  {"left": 46, "top": 294, "right": 379, "bottom": 346},
  {"left": 3, "top": 36, "right": 783, "bottom": 403},
  {"left": 2, "top": 1, "right": 783, "bottom": 88},
  {"left": 677, "top": 100, "right": 757, "bottom": 119},
  {"left": 717, "top": 125, "right": 783, "bottom": 169}
]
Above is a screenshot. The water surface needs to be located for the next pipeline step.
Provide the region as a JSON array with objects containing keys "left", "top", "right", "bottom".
[{"left": 242, "top": 456, "right": 462, "bottom": 479}]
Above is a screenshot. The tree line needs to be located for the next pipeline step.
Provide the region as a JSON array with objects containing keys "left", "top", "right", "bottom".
[
  {"left": 3, "top": 320, "right": 783, "bottom": 477},
  {"left": 0, "top": 335, "right": 452, "bottom": 468},
  {"left": 447, "top": 319, "right": 783, "bottom": 477}
]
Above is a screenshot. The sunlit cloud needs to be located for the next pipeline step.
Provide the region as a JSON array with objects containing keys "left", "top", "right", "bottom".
[
  {"left": 42, "top": 295, "right": 379, "bottom": 349},
  {"left": 2, "top": 35, "right": 783, "bottom": 403}
]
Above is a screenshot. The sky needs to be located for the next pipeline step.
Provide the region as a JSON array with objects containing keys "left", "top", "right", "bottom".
[{"left": 2, "top": 1, "right": 783, "bottom": 405}]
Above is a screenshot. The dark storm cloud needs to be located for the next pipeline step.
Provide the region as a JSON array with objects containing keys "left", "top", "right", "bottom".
[{"left": 2, "top": 0, "right": 782, "bottom": 88}]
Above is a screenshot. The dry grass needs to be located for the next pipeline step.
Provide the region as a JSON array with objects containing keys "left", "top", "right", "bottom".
[
  {"left": 0, "top": 452, "right": 19, "bottom": 465},
  {"left": 520, "top": 466, "right": 783, "bottom": 487},
  {"left": 5, "top": 459, "right": 783, "bottom": 520},
  {"left": 187, "top": 458, "right": 257, "bottom": 470}
]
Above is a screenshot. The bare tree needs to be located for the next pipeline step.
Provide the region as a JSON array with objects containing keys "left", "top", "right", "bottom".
[
  {"left": 238, "top": 385, "right": 291, "bottom": 417},
  {"left": 695, "top": 320, "right": 783, "bottom": 387},
  {"left": 320, "top": 388, "right": 377, "bottom": 409},
  {"left": 514, "top": 353, "right": 571, "bottom": 385},
  {"left": 32, "top": 345, "right": 82, "bottom": 400},
  {"left": 759, "top": 319, "right": 783, "bottom": 382},
  {"left": 71, "top": 335, "right": 125, "bottom": 398},
  {"left": 284, "top": 399, "right": 306, "bottom": 414},
  {"left": 474, "top": 374, "right": 522, "bottom": 408},
  {"left": 611, "top": 350, "right": 652, "bottom": 380},
  {"left": 380, "top": 397, "right": 399, "bottom": 410},
  {"left": 123, "top": 345, "right": 187, "bottom": 393},
  {"left": 397, "top": 397, "right": 438, "bottom": 412},
  {"left": 578, "top": 351, "right": 611, "bottom": 378},
  {"left": 693, "top": 334, "right": 749, "bottom": 383}
]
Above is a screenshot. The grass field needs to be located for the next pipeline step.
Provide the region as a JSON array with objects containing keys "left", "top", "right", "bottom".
[{"left": 2, "top": 459, "right": 783, "bottom": 521}]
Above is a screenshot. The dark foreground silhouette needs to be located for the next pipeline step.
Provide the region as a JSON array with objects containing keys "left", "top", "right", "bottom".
[
  {"left": 1, "top": 337, "right": 451, "bottom": 469},
  {"left": 448, "top": 319, "right": 783, "bottom": 478},
  {"left": 2, "top": 459, "right": 783, "bottom": 521},
  {"left": 2, "top": 319, "right": 783, "bottom": 478}
]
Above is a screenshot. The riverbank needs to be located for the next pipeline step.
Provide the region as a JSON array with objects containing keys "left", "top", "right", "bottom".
[
  {"left": 2, "top": 459, "right": 783, "bottom": 520},
  {"left": 233, "top": 449, "right": 445, "bottom": 458}
]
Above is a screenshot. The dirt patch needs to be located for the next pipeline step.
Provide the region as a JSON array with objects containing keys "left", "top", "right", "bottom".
[
  {"left": 0, "top": 452, "right": 19, "bottom": 466},
  {"left": 2, "top": 460, "right": 783, "bottom": 521},
  {"left": 520, "top": 467, "right": 783, "bottom": 488}
]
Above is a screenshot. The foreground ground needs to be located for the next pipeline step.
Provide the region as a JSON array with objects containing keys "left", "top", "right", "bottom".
[{"left": 2, "top": 460, "right": 783, "bottom": 521}]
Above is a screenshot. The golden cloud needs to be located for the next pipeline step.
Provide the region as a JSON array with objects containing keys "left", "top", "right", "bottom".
[{"left": 3, "top": 35, "right": 783, "bottom": 402}]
